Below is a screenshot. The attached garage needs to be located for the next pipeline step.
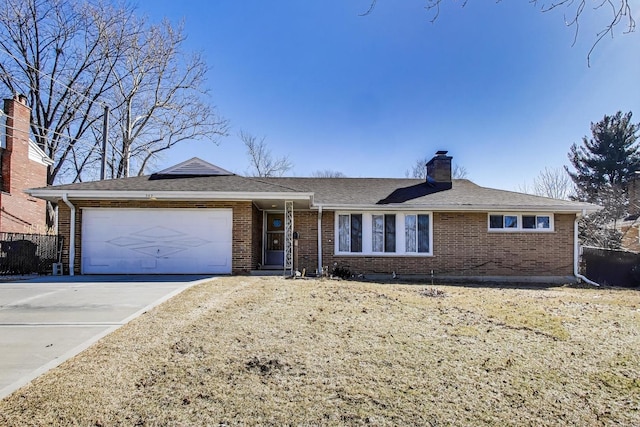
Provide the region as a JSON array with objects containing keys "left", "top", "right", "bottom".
[{"left": 81, "top": 208, "right": 232, "bottom": 274}]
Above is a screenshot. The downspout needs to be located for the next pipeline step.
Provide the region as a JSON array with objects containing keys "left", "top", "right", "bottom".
[
  {"left": 574, "top": 210, "right": 599, "bottom": 286},
  {"left": 62, "top": 193, "right": 75, "bottom": 276},
  {"left": 317, "top": 205, "right": 323, "bottom": 276}
]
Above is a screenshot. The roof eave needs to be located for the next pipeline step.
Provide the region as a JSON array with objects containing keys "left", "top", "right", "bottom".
[
  {"left": 312, "top": 203, "right": 601, "bottom": 213},
  {"left": 26, "top": 189, "right": 315, "bottom": 202},
  {"left": 26, "top": 188, "right": 601, "bottom": 214}
]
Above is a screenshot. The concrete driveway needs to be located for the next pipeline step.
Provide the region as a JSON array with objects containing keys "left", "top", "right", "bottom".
[{"left": 0, "top": 275, "right": 215, "bottom": 399}]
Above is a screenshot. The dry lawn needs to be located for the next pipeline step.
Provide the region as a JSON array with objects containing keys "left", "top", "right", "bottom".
[{"left": 1, "top": 277, "right": 639, "bottom": 426}]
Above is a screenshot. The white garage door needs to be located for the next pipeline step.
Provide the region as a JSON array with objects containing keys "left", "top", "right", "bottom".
[{"left": 81, "top": 209, "right": 232, "bottom": 274}]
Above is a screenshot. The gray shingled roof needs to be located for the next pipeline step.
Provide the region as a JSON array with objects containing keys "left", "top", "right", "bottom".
[
  {"left": 261, "top": 177, "right": 598, "bottom": 211},
  {"left": 29, "top": 174, "right": 303, "bottom": 193},
  {"left": 28, "top": 173, "right": 599, "bottom": 212}
]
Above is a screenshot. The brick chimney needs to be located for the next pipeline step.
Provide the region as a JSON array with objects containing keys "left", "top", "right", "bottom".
[
  {"left": 2, "top": 94, "right": 31, "bottom": 193},
  {"left": 426, "top": 150, "right": 452, "bottom": 183},
  {"left": 0, "top": 94, "right": 50, "bottom": 233}
]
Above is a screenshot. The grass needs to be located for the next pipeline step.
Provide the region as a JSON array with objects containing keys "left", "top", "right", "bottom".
[{"left": 1, "top": 277, "right": 639, "bottom": 426}]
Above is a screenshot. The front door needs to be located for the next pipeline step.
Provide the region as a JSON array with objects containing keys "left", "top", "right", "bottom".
[{"left": 264, "top": 213, "right": 285, "bottom": 267}]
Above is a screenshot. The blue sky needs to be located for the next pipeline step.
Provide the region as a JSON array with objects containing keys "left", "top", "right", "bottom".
[{"left": 136, "top": 0, "right": 639, "bottom": 190}]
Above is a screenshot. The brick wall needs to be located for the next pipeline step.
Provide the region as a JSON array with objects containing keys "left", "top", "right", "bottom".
[
  {"left": 312, "top": 211, "right": 576, "bottom": 277},
  {"left": 252, "top": 205, "right": 263, "bottom": 267},
  {"left": 0, "top": 96, "right": 49, "bottom": 233},
  {"left": 620, "top": 222, "right": 640, "bottom": 253},
  {"left": 57, "top": 200, "right": 255, "bottom": 274},
  {"left": 56, "top": 200, "right": 577, "bottom": 277},
  {"left": 293, "top": 210, "right": 319, "bottom": 274}
]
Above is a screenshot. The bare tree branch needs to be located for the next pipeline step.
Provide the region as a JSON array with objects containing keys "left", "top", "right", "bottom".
[
  {"left": 518, "top": 167, "right": 575, "bottom": 200},
  {"left": 241, "top": 131, "right": 293, "bottom": 177},
  {"left": 0, "top": 0, "right": 133, "bottom": 186},
  {"left": 452, "top": 164, "right": 468, "bottom": 179},
  {"left": 0, "top": 0, "right": 141, "bottom": 225},
  {"left": 405, "top": 156, "right": 468, "bottom": 179},
  {"left": 101, "top": 18, "right": 228, "bottom": 178},
  {"left": 363, "top": 0, "right": 635, "bottom": 64},
  {"left": 0, "top": 0, "right": 228, "bottom": 191},
  {"left": 311, "top": 169, "right": 347, "bottom": 178},
  {"left": 359, "top": 0, "right": 378, "bottom": 16}
]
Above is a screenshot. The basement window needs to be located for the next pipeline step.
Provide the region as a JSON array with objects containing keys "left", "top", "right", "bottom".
[{"left": 489, "top": 213, "right": 553, "bottom": 232}]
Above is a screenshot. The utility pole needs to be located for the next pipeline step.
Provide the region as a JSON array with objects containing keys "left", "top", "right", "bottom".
[{"left": 100, "top": 105, "right": 109, "bottom": 180}]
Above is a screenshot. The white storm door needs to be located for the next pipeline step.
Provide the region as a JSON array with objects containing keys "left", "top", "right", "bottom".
[{"left": 81, "top": 208, "right": 232, "bottom": 274}]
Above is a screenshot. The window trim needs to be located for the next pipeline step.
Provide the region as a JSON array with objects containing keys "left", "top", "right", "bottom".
[
  {"left": 335, "top": 211, "right": 433, "bottom": 256},
  {"left": 488, "top": 213, "right": 554, "bottom": 232}
]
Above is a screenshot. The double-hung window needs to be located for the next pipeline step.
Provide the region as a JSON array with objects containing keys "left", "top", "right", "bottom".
[
  {"left": 405, "top": 214, "right": 430, "bottom": 253},
  {"left": 338, "top": 214, "right": 362, "bottom": 252},
  {"left": 372, "top": 214, "right": 396, "bottom": 252}
]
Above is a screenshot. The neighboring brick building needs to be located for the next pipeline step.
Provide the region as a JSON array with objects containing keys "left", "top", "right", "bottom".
[
  {"left": 619, "top": 174, "right": 640, "bottom": 253},
  {"left": 1, "top": 95, "right": 52, "bottom": 233},
  {"left": 28, "top": 153, "right": 599, "bottom": 281}
]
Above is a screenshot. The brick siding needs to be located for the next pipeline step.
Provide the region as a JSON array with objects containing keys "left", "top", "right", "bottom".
[
  {"left": 620, "top": 222, "right": 640, "bottom": 253},
  {"left": 252, "top": 205, "right": 263, "bottom": 267},
  {"left": 293, "top": 210, "right": 319, "bottom": 274},
  {"left": 57, "top": 200, "right": 255, "bottom": 274},
  {"left": 57, "top": 200, "right": 576, "bottom": 277},
  {"left": 314, "top": 211, "right": 575, "bottom": 277},
  {"left": 0, "top": 97, "right": 48, "bottom": 233}
]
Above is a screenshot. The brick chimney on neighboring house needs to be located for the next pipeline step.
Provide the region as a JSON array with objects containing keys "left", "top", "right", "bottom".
[
  {"left": 426, "top": 150, "right": 452, "bottom": 184},
  {"left": 0, "top": 94, "right": 52, "bottom": 233}
]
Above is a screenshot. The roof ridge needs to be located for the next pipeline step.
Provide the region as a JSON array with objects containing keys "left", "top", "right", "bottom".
[
  {"left": 474, "top": 183, "right": 571, "bottom": 201},
  {"left": 244, "top": 176, "right": 311, "bottom": 192}
]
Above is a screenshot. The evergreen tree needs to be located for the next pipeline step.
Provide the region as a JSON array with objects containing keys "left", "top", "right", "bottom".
[
  {"left": 566, "top": 111, "right": 640, "bottom": 248},
  {"left": 567, "top": 111, "right": 640, "bottom": 204}
]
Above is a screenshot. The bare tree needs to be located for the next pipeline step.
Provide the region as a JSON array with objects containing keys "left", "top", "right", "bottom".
[
  {"left": 104, "top": 18, "right": 227, "bottom": 179},
  {"left": 0, "top": 0, "right": 134, "bottom": 185},
  {"left": 0, "top": 0, "right": 227, "bottom": 184},
  {"left": 452, "top": 164, "right": 468, "bottom": 180},
  {"left": 362, "top": 0, "right": 635, "bottom": 65},
  {"left": 405, "top": 157, "right": 468, "bottom": 179},
  {"left": 241, "top": 131, "right": 293, "bottom": 177},
  {"left": 311, "top": 170, "right": 347, "bottom": 178},
  {"left": 518, "top": 167, "right": 575, "bottom": 200}
]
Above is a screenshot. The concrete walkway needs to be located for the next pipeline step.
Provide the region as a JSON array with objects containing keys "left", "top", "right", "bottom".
[{"left": 0, "top": 275, "right": 215, "bottom": 399}]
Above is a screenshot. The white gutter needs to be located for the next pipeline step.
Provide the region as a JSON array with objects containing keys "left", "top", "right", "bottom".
[
  {"left": 574, "top": 210, "right": 599, "bottom": 286},
  {"left": 310, "top": 204, "right": 599, "bottom": 214},
  {"left": 317, "top": 205, "right": 323, "bottom": 276},
  {"left": 27, "top": 189, "right": 314, "bottom": 202},
  {"left": 62, "top": 194, "right": 75, "bottom": 276}
]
